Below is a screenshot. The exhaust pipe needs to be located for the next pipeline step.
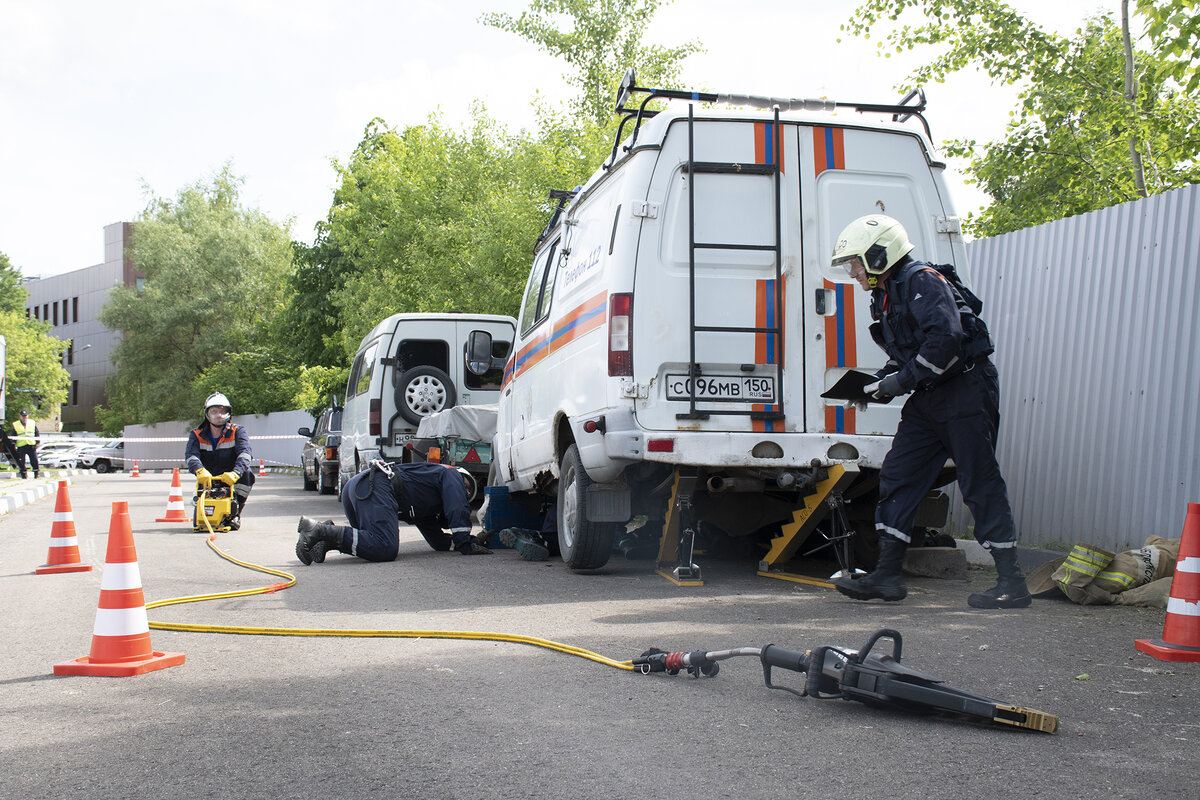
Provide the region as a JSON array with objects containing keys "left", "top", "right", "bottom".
[{"left": 706, "top": 475, "right": 766, "bottom": 493}]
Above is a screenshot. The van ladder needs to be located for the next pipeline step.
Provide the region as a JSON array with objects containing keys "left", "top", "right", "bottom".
[{"left": 677, "top": 105, "right": 785, "bottom": 422}]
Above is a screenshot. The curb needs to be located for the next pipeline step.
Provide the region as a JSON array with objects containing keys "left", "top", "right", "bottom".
[
  {"left": 957, "top": 539, "right": 1065, "bottom": 570},
  {"left": 0, "top": 476, "right": 73, "bottom": 517}
]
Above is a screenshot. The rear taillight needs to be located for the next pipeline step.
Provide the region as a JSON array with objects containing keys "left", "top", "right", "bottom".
[
  {"left": 608, "top": 292, "right": 632, "bottom": 377},
  {"left": 324, "top": 447, "right": 337, "bottom": 461},
  {"left": 369, "top": 398, "right": 381, "bottom": 437}
]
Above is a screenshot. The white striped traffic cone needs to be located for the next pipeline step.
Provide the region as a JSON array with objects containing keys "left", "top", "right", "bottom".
[
  {"left": 36, "top": 481, "right": 93, "bottom": 575},
  {"left": 258, "top": 459, "right": 267, "bottom": 477},
  {"left": 130, "top": 461, "right": 141, "bottom": 477},
  {"left": 155, "top": 468, "right": 190, "bottom": 523},
  {"left": 1136, "top": 502, "right": 1200, "bottom": 662},
  {"left": 54, "top": 500, "right": 185, "bottom": 677}
]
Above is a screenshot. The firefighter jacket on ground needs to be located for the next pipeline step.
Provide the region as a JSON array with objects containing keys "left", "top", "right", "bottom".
[
  {"left": 185, "top": 422, "right": 253, "bottom": 478},
  {"left": 868, "top": 260, "right": 993, "bottom": 392}
]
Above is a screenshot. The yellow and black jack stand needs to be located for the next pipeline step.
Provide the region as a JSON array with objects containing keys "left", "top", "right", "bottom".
[
  {"left": 655, "top": 472, "right": 704, "bottom": 586},
  {"left": 756, "top": 463, "right": 860, "bottom": 588}
]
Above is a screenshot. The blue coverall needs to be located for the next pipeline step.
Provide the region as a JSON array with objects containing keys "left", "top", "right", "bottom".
[
  {"left": 338, "top": 462, "right": 472, "bottom": 562},
  {"left": 870, "top": 260, "right": 1018, "bottom": 552},
  {"left": 184, "top": 422, "right": 255, "bottom": 508}
]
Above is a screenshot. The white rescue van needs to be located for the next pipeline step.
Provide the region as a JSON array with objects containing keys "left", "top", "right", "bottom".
[
  {"left": 466, "top": 73, "right": 967, "bottom": 572},
  {"left": 339, "top": 313, "right": 516, "bottom": 490}
]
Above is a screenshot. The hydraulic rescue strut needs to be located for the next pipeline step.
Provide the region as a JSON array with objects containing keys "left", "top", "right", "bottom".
[{"left": 633, "top": 628, "right": 1058, "bottom": 733}]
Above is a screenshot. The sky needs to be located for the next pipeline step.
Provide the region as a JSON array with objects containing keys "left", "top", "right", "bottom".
[{"left": 1, "top": 0, "right": 1116, "bottom": 278}]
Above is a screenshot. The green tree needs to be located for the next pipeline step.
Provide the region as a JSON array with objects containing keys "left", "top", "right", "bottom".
[
  {"left": 844, "top": 0, "right": 1200, "bottom": 236},
  {"left": 480, "top": 0, "right": 702, "bottom": 127},
  {"left": 0, "top": 250, "right": 29, "bottom": 314},
  {"left": 0, "top": 311, "right": 69, "bottom": 425},
  {"left": 321, "top": 108, "right": 612, "bottom": 354},
  {"left": 1138, "top": 0, "right": 1200, "bottom": 93},
  {"left": 98, "top": 166, "right": 295, "bottom": 425}
]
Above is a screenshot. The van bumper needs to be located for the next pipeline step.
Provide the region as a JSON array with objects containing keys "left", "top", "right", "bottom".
[{"left": 600, "top": 420, "right": 892, "bottom": 473}]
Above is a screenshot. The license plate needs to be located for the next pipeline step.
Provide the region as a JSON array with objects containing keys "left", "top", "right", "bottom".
[{"left": 666, "top": 374, "right": 776, "bottom": 403}]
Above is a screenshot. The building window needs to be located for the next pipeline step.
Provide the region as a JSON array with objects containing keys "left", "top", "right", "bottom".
[
  {"left": 72, "top": 380, "right": 79, "bottom": 406},
  {"left": 136, "top": 277, "right": 145, "bottom": 292},
  {"left": 63, "top": 298, "right": 70, "bottom": 324},
  {"left": 26, "top": 307, "right": 31, "bottom": 318},
  {"left": 73, "top": 296, "right": 79, "bottom": 321},
  {"left": 67, "top": 343, "right": 74, "bottom": 365},
  {"left": 53, "top": 302, "right": 59, "bottom": 326},
  {"left": 43, "top": 303, "right": 48, "bottom": 320}
]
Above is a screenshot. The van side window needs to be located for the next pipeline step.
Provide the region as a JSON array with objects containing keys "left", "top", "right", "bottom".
[
  {"left": 353, "top": 342, "right": 378, "bottom": 396},
  {"left": 519, "top": 240, "right": 559, "bottom": 335},
  {"left": 392, "top": 339, "right": 450, "bottom": 384},
  {"left": 464, "top": 339, "right": 512, "bottom": 390}
]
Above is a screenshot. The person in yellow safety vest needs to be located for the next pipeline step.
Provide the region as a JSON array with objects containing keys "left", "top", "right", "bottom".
[{"left": 12, "top": 409, "right": 40, "bottom": 479}]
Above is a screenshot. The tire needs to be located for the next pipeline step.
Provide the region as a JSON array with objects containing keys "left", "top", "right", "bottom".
[
  {"left": 94, "top": 460, "right": 111, "bottom": 474},
  {"left": 395, "top": 366, "right": 457, "bottom": 425},
  {"left": 556, "top": 444, "right": 616, "bottom": 570},
  {"left": 318, "top": 465, "right": 335, "bottom": 495},
  {"left": 303, "top": 459, "right": 317, "bottom": 491}
]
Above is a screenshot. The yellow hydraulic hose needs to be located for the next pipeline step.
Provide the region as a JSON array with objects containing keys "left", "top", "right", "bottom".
[{"left": 146, "top": 516, "right": 633, "bottom": 671}]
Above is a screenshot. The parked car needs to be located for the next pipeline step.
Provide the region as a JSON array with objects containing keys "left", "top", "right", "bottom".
[
  {"left": 78, "top": 439, "right": 126, "bottom": 473},
  {"left": 298, "top": 405, "right": 342, "bottom": 495},
  {"left": 39, "top": 443, "right": 97, "bottom": 469},
  {"left": 338, "top": 312, "right": 515, "bottom": 489}
]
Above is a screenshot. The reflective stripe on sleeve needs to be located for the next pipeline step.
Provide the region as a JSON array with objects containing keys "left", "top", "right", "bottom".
[{"left": 916, "top": 353, "right": 958, "bottom": 375}]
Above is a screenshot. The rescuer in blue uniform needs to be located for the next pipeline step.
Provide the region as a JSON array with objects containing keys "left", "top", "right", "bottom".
[
  {"left": 184, "top": 392, "right": 255, "bottom": 529},
  {"left": 829, "top": 214, "right": 1030, "bottom": 609},
  {"left": 294, "top": 461, "right": 491, "bottom": 564}
]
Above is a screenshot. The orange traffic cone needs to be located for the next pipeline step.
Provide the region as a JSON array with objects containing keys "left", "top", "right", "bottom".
[
  {"left": 130, "top": 461, "right": 141, "bottom": 477},
  {"left": 1136, "top": 502, "right": 1200, "bottom": 662},
  {"left": 155, "top": 468, "right": 190, "bottom": 523},
  {"left": 258, "top": 459, "right": 267, "bottom": 477},
  {"left": 54, "top": 501, "right": 185, "bottom": 677},
  {"left": 36, "top": 481, "right": 93, "bottom": 575}
]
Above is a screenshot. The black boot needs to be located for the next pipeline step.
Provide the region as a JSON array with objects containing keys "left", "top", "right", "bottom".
[
  {"left": 296, "top": 516, "right": 346, "bottom": 565},
  {"left": 968, "top": 546, "right": 1032, "bottom": 608},
  {"left": 834, "top": 533, "right": 908, "bottom": 601}
]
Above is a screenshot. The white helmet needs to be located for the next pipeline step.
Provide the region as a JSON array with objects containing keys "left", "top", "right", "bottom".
[
  {"left": 204, "top": 392, "right": 232, "bottom": 426},
  {"left": 831, "top": 215, "right": 915, "bottom": 289}
]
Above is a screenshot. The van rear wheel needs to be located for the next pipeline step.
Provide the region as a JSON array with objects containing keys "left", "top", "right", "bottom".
[
  {"left": 557, "top": 444, "right": 615, "bottom": 570},
  {"left": 396, "top": 366, "right": 457, "bottom": 425}
]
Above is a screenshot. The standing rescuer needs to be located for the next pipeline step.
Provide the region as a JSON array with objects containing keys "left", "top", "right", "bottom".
[
  {"left": 12, "top": 409, "right": 40, "bottom": 479},
  {"left": 829, "top": 214, "right": 1031, "bottom": 609},
  {"left": 185, "top": 392, "right": 254, "bottom": 530},
  {"left": 295, "top": 460, "right": 491, "bottom": 565}
]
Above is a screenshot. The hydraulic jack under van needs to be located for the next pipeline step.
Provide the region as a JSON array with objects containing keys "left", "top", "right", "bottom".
[{"left": 194, "top": 485, "right": 235, "bottom": 533}]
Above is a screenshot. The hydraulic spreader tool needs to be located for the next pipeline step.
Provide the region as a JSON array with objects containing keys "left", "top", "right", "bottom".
[{"left": 633, "top": 628, "right": 1058, "bottom": 733}]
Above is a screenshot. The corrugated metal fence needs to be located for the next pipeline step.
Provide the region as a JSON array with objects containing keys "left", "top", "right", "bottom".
[{"left": 946, "top": 183, "right": 1200, "bottom": 551}]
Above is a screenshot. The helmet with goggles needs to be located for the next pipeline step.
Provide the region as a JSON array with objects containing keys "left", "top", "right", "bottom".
[
  {"left": 831, "top": 214, "right": 915, "bottom": 289},
  {"left": 203, "top": 392, "right": 232, "bottom": 426}
]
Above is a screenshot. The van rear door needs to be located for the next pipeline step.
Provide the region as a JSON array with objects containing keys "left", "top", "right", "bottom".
[
  {"left": 797, "top": 124, "right": 954, "bottom": 437},
  {"left": 633, "top": 116, "right": 803, "bottom": 434}
]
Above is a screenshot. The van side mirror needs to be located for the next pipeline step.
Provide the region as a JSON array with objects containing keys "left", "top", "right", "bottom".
[
  {"left": 297, "top": 427, "right": 312, "bottom": 437},
  {"left": 465, "top": 330, "right": 500, "bottom": 376}
]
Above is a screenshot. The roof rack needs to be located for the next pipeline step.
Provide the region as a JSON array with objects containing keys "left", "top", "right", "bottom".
[{"left": 604, "top": 67, "right": 930, "bottom": 170}]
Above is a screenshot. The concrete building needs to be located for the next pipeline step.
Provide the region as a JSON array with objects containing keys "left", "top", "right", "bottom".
[{"left": 22, "top": 222, "right": 139, "bottom": 432}]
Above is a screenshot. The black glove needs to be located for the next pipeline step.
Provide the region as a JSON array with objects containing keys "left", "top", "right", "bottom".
[
  {"left": 457, "top": 539, "right": 493, "bottom": 555},
  {"left": 864, "top": 373, "right": 904, "bottom": 403}
]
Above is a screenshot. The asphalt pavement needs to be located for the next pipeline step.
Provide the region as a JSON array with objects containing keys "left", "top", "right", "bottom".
[{"left": 2, "top": 473, "right": 1197, "bottom": 800}]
